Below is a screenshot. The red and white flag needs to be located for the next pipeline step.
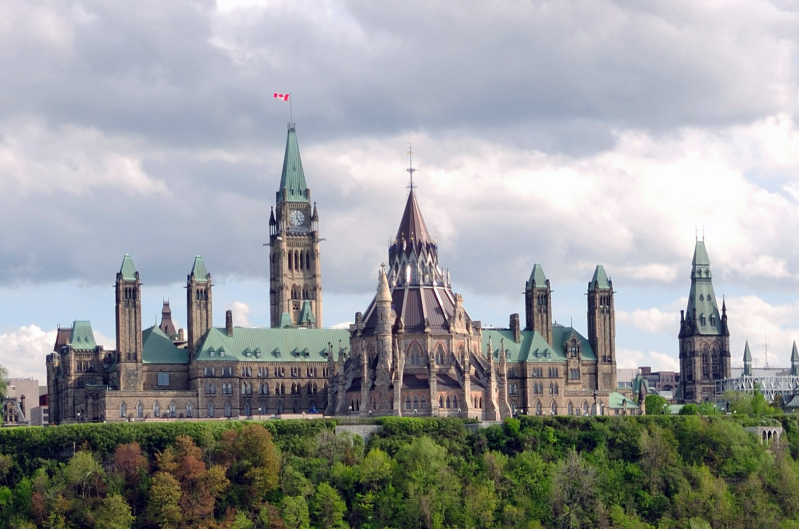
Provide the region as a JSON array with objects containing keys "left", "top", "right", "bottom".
[{"left": 273, "top": 93, "right": 290, "bottom": 101}]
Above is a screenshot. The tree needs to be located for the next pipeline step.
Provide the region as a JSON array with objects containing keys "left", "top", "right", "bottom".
[
  {"left": 644, "top": 395, "right": 669, "bottom": 415},
  {"left": 311, "top": 482, "right": 348, "bottom": 529},
  {"left": 282, "top": 496, "right": 310, "bottom": 529},
  {"left": 146, "top": 472, "right": 182, "bottom": 529},
  {"left": 551, "top": 450, "right": 600, "bottom": 529},
  {"left": 93, "top": 494, "right": 134, "bottom": 529},
  {"left": 220, "top": 424, "right": 280, "bottom": 506}
]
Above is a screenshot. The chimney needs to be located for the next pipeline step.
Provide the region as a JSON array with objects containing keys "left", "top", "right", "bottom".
[
  {"left": 510, "top": 313, "right": 521, "bottom": 343},
  {"left": 226, "top": 310, "right": 233, "bottom": 337},
  {"left": 178, "top": 328, "right": 185, "bottom": 342}
]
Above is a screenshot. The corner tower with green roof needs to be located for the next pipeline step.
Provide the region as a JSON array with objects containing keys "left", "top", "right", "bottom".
[
  {"left": 116, "top": 254, "right": 143, "bottom": 391},
  {"left": 525, "top": 263, "right": 552, "bottom": 345},
  {"left": 588, "top": 265, "right": 616, "bottom": 391},
  {"left": 187, "top": 255, "right": 213, "bottom": 356},
  {"left": 678, "top": 240, "right": 731, "bottom": 403},
  {"left": 269, "top": 125, "right": 322, "bottom": 329}
]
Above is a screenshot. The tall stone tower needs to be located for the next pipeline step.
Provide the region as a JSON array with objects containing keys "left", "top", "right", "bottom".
[
  {"left": 587, "top": 265, "right": 616, "bottom": 391},
  {"left": 187, "top": 255, "right": 212, "bottom": 356},
  {"left": 678, "top": 240, "right": 731, "bottom": 403},
  {"left": 116, "top": 254, "right": 143, "bottom": 391},
  {"left": 525, "top": 263, "right": 552, "bottom": 345},
  {"left": 269, "top": 125, "right": 322, "bottom": 328}
]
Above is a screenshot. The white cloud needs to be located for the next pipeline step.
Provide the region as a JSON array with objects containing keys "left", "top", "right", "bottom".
[
  {"left": 330, "top": 321, "right": 352, "bottom": 330},
  {"left": 617, "top": 308, "right": 679, "bottom": 335},
  {"left": 228, "top": 301, "right": 251, "bottom": 327},
  {"left": 0, "top": 325, "right": 56, "bottom": 382},
  {"left": 617, "top": 347, "right": 679, "bottom": 372}
]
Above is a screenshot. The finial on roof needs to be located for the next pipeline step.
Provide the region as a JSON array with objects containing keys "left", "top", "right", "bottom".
[{"left": 406, "top": 140, "right": 416, "bottom": 193}]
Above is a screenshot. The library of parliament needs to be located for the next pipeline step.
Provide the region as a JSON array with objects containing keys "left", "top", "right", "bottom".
[{"left": 46, "top": 125, "right": 655, "bottom": 424}]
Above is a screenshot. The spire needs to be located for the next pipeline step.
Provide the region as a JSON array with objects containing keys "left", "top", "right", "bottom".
[
  {"left": 189, "top": 255, "right": 209, "bottom": 282},
  {"left": 395, "top": 190, "right": 432, "bottom": 245},
  {"left": 527, "top": 263, "right": 548, "bottom": 289},
  {"left": 589, "top": 265, "right": 611, "bottom": 290},
  {"left": 685, "top": 240, "right": 721, "bottom": 335},
  {"left": 743, "top": 341, "right": 752, "bottom": 376},
  {"left": 159, "top": 301, "right": 177, "bottom": 336},
  {"left": 277, "top": 126, "right": 308, "bottom": 203},
  {"left": 376, "top": 265, "right": 392, "bottom": 303},
  {"left": 792, "top": 342, "right": 799, "bottom": 376},
  {"left": 119, "top": 254, "right": 138, "bottom": 281}
]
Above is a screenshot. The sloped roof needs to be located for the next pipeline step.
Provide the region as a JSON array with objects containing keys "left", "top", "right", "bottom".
[
  {"left": 395, "top": 190, "right": 432, "bottom": 244},
  {"left": 608, "top": 392, "right": 640, "bottom": 409},
  {"left": 119, "top": 254, "right": 137, "bottom": 281},
  {"left": 190, "top": 255, "right": 209, "bottom": 282},
  {"left": 527, "top": 263, "right": 548, "bottom": 289},
  {"left": 298, "top": 301, "right": 316, "bottom": 325},
  {"left": 194, "top": 327, "right": 350, "bottom": 362},
  {"left": 277, "top": 127, "right": 309, "bottom": 203},
  {"left": 589, "top": 265, "right": 610, "bottom": 290},
  {"left": 481, "top": 324, "right": 596, "bottom": 363},
  {"left": 70, "top": 321, "right": 97, "bottom": 351},
  {"left": 53, "top": 327, "right": 72, "bottom": 352},
  {"left": 142, "top": 326, "right": 187, "bottom": 364},
  {"left": 685, "top": 240, "right": 722, "bottom": 336}
]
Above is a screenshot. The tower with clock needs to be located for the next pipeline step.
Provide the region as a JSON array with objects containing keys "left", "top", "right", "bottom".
[{"left": 268, "top": 125, "right": 322, "bottom": 328}]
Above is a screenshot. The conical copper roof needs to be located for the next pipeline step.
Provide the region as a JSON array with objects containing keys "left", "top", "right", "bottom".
[{"left": 395, "top": 190, "right": 432, "bottom": 244}]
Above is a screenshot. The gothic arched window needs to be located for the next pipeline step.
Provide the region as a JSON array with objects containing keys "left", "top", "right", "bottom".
[
  {"left": 169, "top": 401, "right": 176, "bottom": 418},
  {"left": 153, "top": 402, "right": 161, "bottom": 417},
  {"left": 551, "top": 402, "right": 557, "bottom": 415},
  {"left": 186, "top": 402, "right": 193, "bottom": 418},
  {"left": 405, "top": 397, "right": 411, "bottom": 410},
  {"left": 224, "top": 401, "right": 232, "bottom": 417},
  {"left": 137, "top": 401, "right": 143, "bottom": 418},
  {"left": 119, "top": 402, "right": 127, "bottom": 418},
  {"left": 536, "top": 401, "right": 542, "bottom": 415},
  {"left": 567, "top": 401, "right": 573, "bottom": 415}
]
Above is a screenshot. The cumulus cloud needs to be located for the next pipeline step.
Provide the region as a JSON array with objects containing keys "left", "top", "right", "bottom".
[
  {"left": 228, "top": 301, "right": 251, "bottom": 327},
  {"left": 0, "top": 0, "right": 797, "bottom": 369},
  {"left": 0, "top": 325, "right": 56, "bottom": 382},
  {"left": 616, "top": 347, "right": 679, "bottom": 372}
]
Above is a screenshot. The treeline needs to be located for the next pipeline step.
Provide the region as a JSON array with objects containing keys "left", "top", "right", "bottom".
[{"left": 1, "top": 415, "right": 799, "bottom": 528}]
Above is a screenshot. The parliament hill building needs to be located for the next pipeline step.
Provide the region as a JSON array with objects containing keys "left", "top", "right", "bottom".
[{"left": 46, "top": 126, "right": 635, "bottom": 424}]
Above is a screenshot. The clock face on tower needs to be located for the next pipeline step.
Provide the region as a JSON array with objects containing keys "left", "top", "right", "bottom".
[{"left": 289, "top": 209, "right": 305, "bottom": 227}]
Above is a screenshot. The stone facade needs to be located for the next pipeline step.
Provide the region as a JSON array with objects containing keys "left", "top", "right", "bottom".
[
  {"left": 678, "top": 240, "right": 731, "bottom": 403},
  {"left": 46, "top": 125, "right": 630, "bottom": 424}
]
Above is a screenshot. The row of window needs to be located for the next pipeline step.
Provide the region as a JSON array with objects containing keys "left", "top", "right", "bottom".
[
  {"left": 75, "top": 361, "right": 96, "bottom": 372},
  {"left": 120, "top": 398, "right": 323, "bottom": 419},
  {"left": 205, "top": 381, "right": 325, "bottom": 397},
  {"left": 287, "top": 250, "right": 312, "bottom": 272},
  {"left": 203, "top": 366, "right": 330, "bottom": 378},
  {"left": 528, "top": 367, "right": 561, "bottom": 378}
]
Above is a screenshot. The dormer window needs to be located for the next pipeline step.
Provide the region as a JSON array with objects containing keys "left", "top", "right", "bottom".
[
  {"left": 710, "top": 315, "right": 716, "bottom": 326},
  {"left": 219, "top": 348, "right": 225, "bottom": 357},
  {"left": 209, "top": 349, "right": 215, "bottom": 357}
]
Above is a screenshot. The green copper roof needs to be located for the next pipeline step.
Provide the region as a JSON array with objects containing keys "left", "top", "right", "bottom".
[
  {"left": 526, "top": 263, "right": 548, "bottom": 289},
  {"left": 190, "top": 255, "right": 209, "bottom": 282},
  {"left": 298, "top": 301, "right": 316, "bottom": 325},
  {"left": 692, "top": 240, "right": 711, "bottom": 267},
  {"left": 589, "top": 265, "right": 610, "bottom": 290},
  {"left": 481, "top": 324, "right": 596, "bottom": 363},
  {"left": 685, "top": 241, "right": 721, "bottom": 336},
  {"left": 142, "top": 326, "right": 188, "bottom": 364},
  {"left": 608, "top": 392, "right": 640, "bottom": 409},
  {"left": 277, "top": 127, "right": 309, "bottom": 203},
  {"left": 743, "top": 341, "right": 752, "bottom": 362},
  {"left": 278, "top": 313, "right": 293, "bottom": 329},
  {"left": 792, "top": 342, "right": 799, "bottom": 376},
  {"left": 194, "top": 327, "right": 349, "bottom": 362},
  {"left": 70, "top": 321, "right": 97, "bottom": 351},
  {"left": 119, "top": 254, "right": 137, "bottom": 281}
]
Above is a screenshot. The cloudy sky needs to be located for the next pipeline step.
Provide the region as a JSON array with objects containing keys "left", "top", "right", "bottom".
[{"left": 1, "top": 0, "right": 798, "bottom": 383}]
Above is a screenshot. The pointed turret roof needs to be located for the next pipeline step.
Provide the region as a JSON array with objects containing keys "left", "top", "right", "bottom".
[
  {"left": 190, "top": 255, "right": 209, "bottom": 282},
  {"left": 376, "top": 266, "right": 391, "bottom": 303},
  {"left": 298, "top": 301, "right": 317, "bottom": 326},
  {"left": 685, "top": 240, "right": 722, "bottom": 335},
  {"left": 527, "top": 263, "right": 548, "bottom": 289},
  {"left": 119, "top": 254, "right": 137, "bottom": 281},
  {"left": 395, "top": 190, "right": 432, "bottom": 244},
  {"left": 744, "top": 341, "right": 752, "bottom": 362},
  {"left": 159, "top": 301, "right": 177, "bottom": 336},
  {"left": 589, "top": 265, "right": 611, "bottom": 290},
  {"left": 277, "top": 126, "right": 308, "bottom": 203},
  {"left": 792, "top": 341, "right": 799, "bottom": 363}
]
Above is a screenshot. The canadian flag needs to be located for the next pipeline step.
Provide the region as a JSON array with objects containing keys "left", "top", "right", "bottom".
[{"left": 273, "top": 93, "right": 290, "bottom": 101}]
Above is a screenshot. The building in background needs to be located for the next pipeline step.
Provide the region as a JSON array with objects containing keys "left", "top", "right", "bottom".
[
  {"left": 678, "top": 240, "right": 731, "bottom": 403},
  {"left": 3, "top": 377, "right": 42, "bottom": 426}
]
